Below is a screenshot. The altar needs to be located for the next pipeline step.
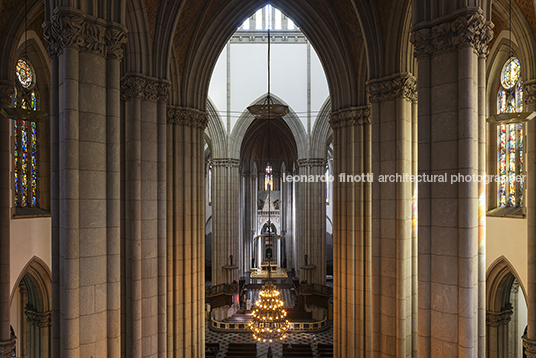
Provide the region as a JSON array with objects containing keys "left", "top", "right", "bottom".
[{"left": 250, "top": 265, "right": 288, "bottom": 279}]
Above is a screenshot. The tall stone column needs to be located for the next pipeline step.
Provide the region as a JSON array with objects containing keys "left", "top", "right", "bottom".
[
  {"left": 297, "top": 158, "right": 326, "bottom": 285},
  {"left": 523, "top": 79, "right": 536, "bottom": 357},
  {"left": 43, "top": 7, "right": 127, "bottom": 357},
  {"left": 121, "top": 74, "right": 169, "bottom": 357},
  {"left": 411, "top": 9, "right": 492, "bottom": 357},
  {"left": 0, "top": 81, "right": 15, "bottom": 358},
  {"left": 166, "top": 106, "right": 206, "bottom": 357},
  {"left": 241, "top": 172, "right": 253, "bottom": 275},
  {"left": 367, "top": 73, "right": 418, "bottom": 357},
  {"left": 330, "top": 106, "right": 372, "bottom": 357},
  {"left": 211, "top": 158, "right": 240, "bottom": 285}
]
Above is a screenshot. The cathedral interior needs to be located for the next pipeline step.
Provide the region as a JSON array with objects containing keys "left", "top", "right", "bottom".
[{"left": 1, "top": 0, "right": 536, "bottom": 357}]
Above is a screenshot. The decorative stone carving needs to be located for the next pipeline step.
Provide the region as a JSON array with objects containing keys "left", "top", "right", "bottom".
[
  {"left": 0, "top": 335, "right": 16, "bottom": 358},
  {"left": 523, "top": 335, "right": 536, "bottom": 358},
  {"left": 167, "top": 106, "right": 208, "bottom": 129},
  {"left": 367, "top": 74, "right": 417, "bottom": 103},
  {"left": 121, "top": 74, "right": 166, "bottom": 102},
  {"left": 18, "top": 283, "right": 27, "bottom": 296},
  {"left": 329, "top": 106, "right": 371, "bottom": 129},
  {"left": 0, "top": 81, "right": 15, "bottom": 107},
  {"left": 486, "top": 309, "right": 513, "bottom": 327},
  {"left": 25, "top": 308, "right": 52, "bottom": 328},
  {"left": 411, "top": 9, "right": 494, "bottom": 57},
  {"left": 43, "top": 8, "right": 127, "bottom": 59},
  {"left": 156, "top": 82, "right": 171, "bottom": 103},
  {"left": 297, "top": 158, "right": 326, "bottom": 168},
  {"left": 106, "top": 27, "right": 128, "bottom": 60},
  {"left": 524, "top": 80, "right": 536, "bottom": 104},
  {"left": 212, "top": 158, "right": 240, "bottom": 168}
]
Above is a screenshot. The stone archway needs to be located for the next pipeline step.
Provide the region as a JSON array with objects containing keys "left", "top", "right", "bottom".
[
  {"left": 487, "top": 256, "right": 528, "bottom": 357},
  {"left": 10, "top": 257, "right": 52, "bottom": 358}
]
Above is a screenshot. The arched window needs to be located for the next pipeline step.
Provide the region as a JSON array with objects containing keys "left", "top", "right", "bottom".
[
  {"left": 13, "top": 58, "right": 39, "bottom": 208},
  {"left": 496, "top": 57, "right": 523, "bottom": 208},
  {"left": 264, "top": 164, "right": 273, "bottom": 191}
]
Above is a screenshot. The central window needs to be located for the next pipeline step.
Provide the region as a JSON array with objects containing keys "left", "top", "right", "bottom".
[{"left": 265, "top": 164, "right": 273, "bottom": 191}]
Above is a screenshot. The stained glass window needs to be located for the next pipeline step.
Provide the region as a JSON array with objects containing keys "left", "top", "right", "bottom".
[
  {"left": 265, "top": 164, "right": 273, "bottom": 191},
  {"left": 13, "top": 58, "right": 39, "bottom": 208},
  {"left": 497, "top": 57, "right": 523, "bottom": 208},
  {"left": 16, "top": 59, "right": 33, "bottom": 89},
  {"left": 501, "top": 57, "right": 521, "bottom": 90}
]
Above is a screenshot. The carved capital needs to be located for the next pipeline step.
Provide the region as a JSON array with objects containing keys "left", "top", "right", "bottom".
[
  {"left": 25, "top": 308, "right": 52, "bottom": 328},
  {"left": 523, "top": 335, "right": 536, "bottom": 358},
  {"left": 167, "top": 106, "right": 208, "bottom": 129},
  {"left": 411, "top": 9, "right": 494, "bottom": 57},
  {"left": 524, "top": 80, "right": 536, "bottom": 104},
  {"left": 297, "top": 158, "right": 326, "bottom": 168},
  {"left": 329, "top": 106, "right": 371, "bottom": 129},
  {"left": 486, "top": 309, "right": 513, "bottom": 327},
  {"left": 0, "top": 335, "right": 16, "bottom": 358},
  {"left": 0, "top": 80, "right": 15, "bottom": 107},
  {"left": 121, "top": 74, "right": 166, "bottom": 102},
  {"left": 43, "top": 7, "right": 127, "bottom": 59},
  {"left": 212, "top": 158, "right": 240, "bottom": 168},
  {"left": 156, "top": 82, "right": 171, "bottom": 103},
  {"left": 367, "top": 74, "right": 417, "bottom": 103},
  {"left": 106, "top": 26, "right": 128, "bottom": 60}
]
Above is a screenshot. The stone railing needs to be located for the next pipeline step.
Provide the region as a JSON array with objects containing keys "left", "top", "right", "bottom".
[
  {"left": 206, "top": 283, "right": 239, "bottom": 296},
  {"left": 209, "top": 317, "right": 328, "bottom": 332},
  {"left": 298, "top": 283, "right": 333, "bottom": 296}
]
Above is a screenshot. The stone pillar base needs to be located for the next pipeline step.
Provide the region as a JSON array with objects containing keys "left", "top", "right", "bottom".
[
  {"left": 523, "top": 335, "right": 536, "bottom": 358},
  {"left": 0, "top": 336, "right": 16, "bottom": 358}
]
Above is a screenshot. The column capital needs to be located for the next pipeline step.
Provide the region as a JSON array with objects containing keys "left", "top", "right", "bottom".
[
  {"left": 212, "top": 158, "right": 240, "bottom": 168},
  {"left": 297, "top": 158, "right": 326, "bottom": 168},
  {"left": 43, "top": 7, "right": 127, "bottom": 59},
  {"left": 524, "top": 80, "right": 536, "bottom": 104},
  {"left": 167, "top": 106, "right": 208, "bottom": 129},
  {"left": 0, "top": 80, "right": 14, "bottom": 108},
  {"left": 411, "top": 8, "right": 494, "bottom": 58},
  {"left": 486, "top": 308, "right": 513, "bottom": 327},
  {"left": 329, "top": 105, "right": 371, "bottom": 129},
  {"left": 121, "top": 74, "right": 169, "bottom": 102},
  {"left": 105, "top": 25, "right": 128, "bottom": 60},
  {"left": 0, "top": 335, "right": 16, "bottom": 358},
  {"left": 367, "top": 73, "right": 417, "bottom": 103},
  {"left": 25, "top": 308, "right": 52, "bottom": 328},
  {"left": 523, "top": 335, "right": 536, "bottom": 358}
]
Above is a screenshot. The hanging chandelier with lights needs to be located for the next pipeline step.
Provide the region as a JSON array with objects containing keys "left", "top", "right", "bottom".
[
  {"left": 248, "top": 280, "right": 290, "bottom": 342},
  {"left": 247, "top": 28, "right": 290, "bottom": 342}
]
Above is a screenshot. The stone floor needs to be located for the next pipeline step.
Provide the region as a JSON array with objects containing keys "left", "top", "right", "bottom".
[{"left": 205, "top": 321, "right": 333, "bottom": 358}]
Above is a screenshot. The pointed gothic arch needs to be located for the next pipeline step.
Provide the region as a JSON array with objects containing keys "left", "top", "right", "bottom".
[
  {"left": 230, "top": 93, "right": 307, "bottom": 162},
  {"left": 10, "top": 256, "right": 51, "bottom": 358}
]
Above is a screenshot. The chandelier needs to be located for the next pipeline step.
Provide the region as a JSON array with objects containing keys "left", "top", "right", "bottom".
[
  {"left": 247, "top": 28, "right": 290, "bottom": 342},
  {"left": 248, "top": 279, "right": 290, "bottom": 342}
]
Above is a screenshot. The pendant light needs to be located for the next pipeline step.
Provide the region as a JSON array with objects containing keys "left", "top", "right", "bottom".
[{"left": 248, "top": 26, "right": 290, "bottom": 343}]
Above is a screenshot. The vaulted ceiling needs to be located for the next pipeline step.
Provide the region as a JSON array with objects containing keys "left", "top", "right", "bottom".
[{"left": 240, "top": 117, "right": 297, "bottom": 172}]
